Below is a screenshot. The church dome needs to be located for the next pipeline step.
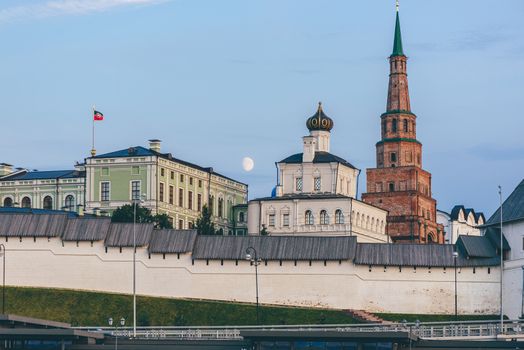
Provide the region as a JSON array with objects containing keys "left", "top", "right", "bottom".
[{"left": 306, "top": 102, "right": 334, "bottom": 132}]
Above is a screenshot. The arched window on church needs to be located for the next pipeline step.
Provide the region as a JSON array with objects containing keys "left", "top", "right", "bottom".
[
  {"left": 392, "top": 119, "right": 397, "bottom": 132},
  {"left": 64, "top": 195, "right": 75, "bottom": 211},
  {"left": 22, "top": 196, "right": 31, "bottom": 208},
  {"left": 43, "top": 196, "right": 53, "bottom": 210},
  {"left": 403, "top": 119, "right": 408, "bottom": 132},
  {"left": 305, "top": 210, "right": 313, "bottom": 225},
  {"left": 335, "top": 209, "right": 344, "bottom": 224},
  {"left": 320, "top": 210, "right": 328, "bottom": 225},
  {"left": 218, "top": 198, "right": 224, "bottom": 218},
  {"left": 3, "top": 197, "right": 13, "bottom": 207}
]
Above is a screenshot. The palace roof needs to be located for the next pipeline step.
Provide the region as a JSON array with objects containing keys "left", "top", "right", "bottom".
[
  {"left": 0, "top": 170, "right": 84, "bottom": 181},
  {"left": 486, "top": 179, "right": 524, "bottom": 226}
]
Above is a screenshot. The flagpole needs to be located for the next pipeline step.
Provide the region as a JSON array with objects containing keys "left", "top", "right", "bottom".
[{"left": 91, "top": 105, "right": 96, "bottom": 157}]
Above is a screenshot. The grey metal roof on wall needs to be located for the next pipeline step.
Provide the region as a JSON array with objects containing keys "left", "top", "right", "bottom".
[
  {"left": 62, "top": 217, "right": 112, "bottom": 241},
  {"left": 0, "top": 170, "right": 84, "bottom": 181},
  {"left": 486, "top": 179, "right": 524, "bottom": 225},
  {"left": 148, "top": 229, "right": 198, "bottom": 253},
  {"left": 456, "top": 235, "right": 496, "bottom": 258},
  {"left": 279, "top": 151, "right": 357, "bottom": 169},
  {"left": 354, "top": 242, "right": 500, "bottom": 267},
  {"left": 192, "top": 235, "right": 358, "bottom": 261},
  {"left": 104, "top": 223, "right": 153, "bottom": 247},
  {"left": 0, "top": 213, "right": 69, "bottom": 237}
]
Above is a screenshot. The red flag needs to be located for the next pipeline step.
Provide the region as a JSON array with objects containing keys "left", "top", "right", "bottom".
[{"left": 94, "top": 110, "right": 104, "bottom": 121}]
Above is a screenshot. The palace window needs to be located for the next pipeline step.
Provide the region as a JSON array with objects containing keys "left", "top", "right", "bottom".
[
  {"left": 282, "top": 213, "right": 289, "bottom": 227},
  {"left": 320, "top": 210, "right": 329, "bottom": 225},
  {"left": 305, "top": 210, "right": 313, "bottom": 225},
  {"left": 132, "top": 166, "right": 140, "bottom": 175},
  {"left": 159, "top": 183, "right": 165, "bottom": 202},
  {"left": 179, "top": 188, "right": 184, "bottom": 207},
  {"left": 170, "top": 171, "right": 174, "bottom": 180},
  {"left": 101, "top": 167, "right": 109, "bottom": 176},
  {"left": 198, "top": 179, "right": 203, "bottom": 188},
  {"left": 197, "top": 194, "right": 202, "bottom": 212},
  {"left": 64, "top": 195, "right": 75, "bottom": 211},
  {"left": 403, "top": 119, "right": 408, "bottom": 132},
  {"left": 295, "top": 177, "right": 303, "bottom": 191},
  {"left": 209, "top": 196, "right": 215, "bottom": 215},
  {"left": 335, "top": 209, "right": 344, "bottom": 224},
  {"left": 268, "top": 214, "right": 275, "bottom": 227},
  {"left": 169, "top": 185, "right": 174, "bottom": 205},
  {"left": 178, "top": 220, "right": 184, "bottom": 229},
  {"left": 100, "top": 182, "right": 110, "bottom": 201},
  {"left": 189, "top": 177, "right": 193, "bottom": 185},
  {"left": 160, "top": 168, "right": 165, "bottom": 177},
  {"left": 43, "top": 196, "right": 53, "bottom": 210},
  {"left": 22, "top": 197, "right": 32, "bottom": 208},
  {"left": 188, "top": 191, "right": 193, "bottom": 210},
  {"left": 131, "top": 180, "right": 141, "bottom": 200},
  {"left": 218, "top": 198, "right": 224, "bottom": 218},
  {"left": 3, "top": 197, "right": 13, "bottom": 207},
  {"left": 180, "top": 174, "right": 184, "bottom": 182},
  {"left": 314, "top": 177, "right": 321, "bottom": 191},
  {"left": 239, "top": 212, "right": 245, "bottom": 223}
]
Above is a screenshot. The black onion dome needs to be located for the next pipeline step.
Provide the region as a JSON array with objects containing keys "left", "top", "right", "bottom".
[{"left": 306, "top": 102, "right": 334, "bottom": 132}]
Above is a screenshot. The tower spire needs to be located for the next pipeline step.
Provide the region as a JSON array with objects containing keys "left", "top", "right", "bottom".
[{"left": 392, "top": 3, "right": 404, "bottom": 57}]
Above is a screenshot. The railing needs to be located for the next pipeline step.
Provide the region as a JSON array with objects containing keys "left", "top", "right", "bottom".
[{"left": 75, "top": 319, "right": 524, "bottom": 341}]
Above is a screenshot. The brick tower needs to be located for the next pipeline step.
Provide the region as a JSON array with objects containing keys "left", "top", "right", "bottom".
[{"left": 362, "top": 7, "right": 444, "bottom": 243}]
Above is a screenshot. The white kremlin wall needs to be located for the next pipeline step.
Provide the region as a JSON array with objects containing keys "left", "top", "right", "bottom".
[{"left": 3, "top": 236, "right": 501, "bottom": 315}]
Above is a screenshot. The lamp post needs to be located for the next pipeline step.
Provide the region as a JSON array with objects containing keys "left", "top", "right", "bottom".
[
  {"left": 245, "top": 246, "right": 261, "bottom": 325},
  {"left": 132, "top": 194, "right": 146, "bottom": 338},
  {"left": 498, "top": 185, "right": 504, "bottom": 334},
  {"left": 452, "top": 251, "right": 458, "bottom": 321},
  {"left": 0, "top": 244, "right": 5, "bottom": 314},
  {"left": 108, "top": 317, "right": 125, "bottom": 350}
]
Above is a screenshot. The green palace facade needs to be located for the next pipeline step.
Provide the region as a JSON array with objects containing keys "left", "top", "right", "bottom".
[{"left": 85, "top": 139, "right": 248, "bottom": 233}]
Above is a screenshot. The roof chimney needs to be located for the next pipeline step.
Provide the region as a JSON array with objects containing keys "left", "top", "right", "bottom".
[
  {"left": 149, "top": 139, "right": 161, "bottom": 153},
  {"left": 0, "top": 163, "right": 13, "bottom": 177}
]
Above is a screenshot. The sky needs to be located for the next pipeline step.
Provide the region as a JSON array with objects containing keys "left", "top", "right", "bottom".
[{"left": 1, "top": 0, "right": 523, "bottom": 218}]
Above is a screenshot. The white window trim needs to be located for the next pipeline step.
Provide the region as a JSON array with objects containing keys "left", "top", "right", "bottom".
[
  {"left": 130, "top": 180, "right": 141, "bottom": 200},
  {"left": 100, "top": 181, "right": 111, "bottom": 201}
]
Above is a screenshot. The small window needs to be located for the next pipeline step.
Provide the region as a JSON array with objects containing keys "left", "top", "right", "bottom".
[
  {"left": 197, "top": 194, "right": 202, "bottom": 212},
  {"left": 100, "top": 182, "right": 110, "bottom": 201},
  {"left": 282, "top": 213, "right": 290, "bottom": 227},
  {"left": 178, "top": 188, "right": 184, "bottom": 207},
  {"left": 218, "top": 198, "right": 224, "bottom": 218},
  {"left": 295, "top": 177, "right": 303, "bottom": 191},
  {"left": 239, "top": 212, "right": 245, "bottom": 223},
  {"left": 403, "top": 119, "right": 408, "bottom": 132},
  {"left": 190, "top": 177, "right": 193, "bottom": 185},
  {"left": 3, "top": 197, "right": 13, "bottom": 207},
  {"left": 170, "top": 171, "right": 174, "bottom": 180},
  {"left": 314, "top": 177, "right": 321, "bottom": 191},
  {"left": 43, "top": 196, "right": 53, "bottom": 210},
  {"left": 159, "top": 183, "right": 165, "bottom": 202},
  {"left": 268, "top": 214, "right": 275, "bottom": 227},
  {"left": 390, "top": 152, "right": 397, "bottom": 162},
  {"left": 389, "top": 182, "right": 395, "bottom": 192},
  {"left": 132, "top": 166, "right": 140, "bottom": 175},
  {"left": 335, "top": 209, "right": 344, "bottom": 224},
  {"left": 305, "top": 210, "right": 313, "bottom": 225},
  {"left": 198, "top": 179, "right": 203, "bottom": 188},
  {"left": 178, "top": 220, "right": 184, "bottom": 229},
  {"left": 392, "top": 119, "right": 397, "bottom": 132},
  {"left": 169, "top": 185, "right": 174, "bottom": 205},
  {"left": 320, "top": 210, "right": 329, "bottom": 225},
  {"left": 101, "top": 167, "right": 109, "bottom": 176},
  {"left": 131, "top": 180, "right": 141, "bottom": 200},
  {"left": 188, "top": 191, "right": 193, "bottom": 210},
  {"left": 180, "top": 174, "right": 184, "bottom": 182},
  {"left": 160, "top": 168, "right": 165, "bottom": 177}
]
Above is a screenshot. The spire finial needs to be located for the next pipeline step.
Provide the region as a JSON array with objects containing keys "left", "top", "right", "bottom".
[
  {"left": 318, "top": 101, "right": 322, "bottom": 112},
  {"left": 396, "top": 0, "right": 399, "bottom": 12},
  {"left": 391, "top": 2, "right": 404, "bottom": 56}
]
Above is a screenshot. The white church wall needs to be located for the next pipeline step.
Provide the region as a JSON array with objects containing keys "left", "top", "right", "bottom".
[
  {"left": 501, "top": 220, "right": 524, "bottom": 319},
  {"left": 2, "top": 237, "right": 501, "bottom": 315}
]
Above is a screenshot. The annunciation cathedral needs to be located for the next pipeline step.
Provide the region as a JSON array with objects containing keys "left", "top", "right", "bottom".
[{"left": 362, "top": 9, "right": 445, "bottom": 243}]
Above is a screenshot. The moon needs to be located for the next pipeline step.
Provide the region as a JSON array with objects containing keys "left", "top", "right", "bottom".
[{"left": 242, "top": 157, "right": 254, "bottom": 172}]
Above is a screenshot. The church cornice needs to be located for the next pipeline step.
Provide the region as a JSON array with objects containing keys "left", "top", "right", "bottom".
[
  {"left": 376, "top": 138, "right": 421, "bottom": 146},
  {"left": 380, "top": 110, "right": 416, "bottom": 118}
]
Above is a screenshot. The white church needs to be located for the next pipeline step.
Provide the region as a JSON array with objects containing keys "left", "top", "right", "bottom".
[{"left": 248, "top": 103, "right": 389, "bottom": 243}]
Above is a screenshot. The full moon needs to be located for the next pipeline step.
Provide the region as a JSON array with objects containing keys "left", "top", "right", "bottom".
[{"left": 242, "top": 157, "right": 254, "bottom": 172}]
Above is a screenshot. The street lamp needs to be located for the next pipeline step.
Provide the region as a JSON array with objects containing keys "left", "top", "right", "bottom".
[
  {"left": 0, "top": 244, "right": 5, "bottom": 314},
  {"left": 132, "top": 193, "right": 146, "bottom": 338},
  {"left": 245, "top": 246, "right": 261, "bottom": 324},
  {"left": 452, "top": 251, "right": 458, "bottom": 321},
  {"left": 498, "top": 185, "right": 504, "bottom": 334},
  {"left": 108, "top": 317, "right": 126, "bottom": 350}
]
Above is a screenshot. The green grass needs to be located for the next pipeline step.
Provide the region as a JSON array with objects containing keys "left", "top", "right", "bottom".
[
  {"left": 3, "top": 287, "right": 499, "bottom": 327},
  {"left": 4, "top": 287, "right": 359, "bottom": 326}
]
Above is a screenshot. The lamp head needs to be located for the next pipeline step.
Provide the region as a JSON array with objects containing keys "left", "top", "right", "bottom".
[
  {"left": 452, "top": 251, "right": 459, "bottom": 258},
  {"left": 245, "top": 253, "right": 252, "bottom": 261},
  {"left": 108, "top": 317, "right": 113, "bottom": 326},
  {"left": 120, "top": 317, "right": 126, "bottom": 326}
]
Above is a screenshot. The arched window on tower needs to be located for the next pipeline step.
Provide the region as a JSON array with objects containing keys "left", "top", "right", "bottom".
[
  {"left": 64, "top": 195, "right": 75, "bottom": 211},
  {"left": 320, "top": 210, "right": 328, "bottom": 225},
  {"left": 3, "top": 197, "right": 13, "bottom": 207},
  {"left": 392, "top": 119, "right": 397, "bottom": 132},
  {"left": 22, "top": 196, "right": 31, "bottom": 208},
  {"left": 305, "top": 210, "right": 313, "bottom": 225},
  {"left": 43, "top": 196, "right": 53, "bottom": 210},
  {"left": 403, "top": 119, "right": 408, "bottom": 132},
  {"left": 335, "top": 209, "right": 344, "bottom": 224}
]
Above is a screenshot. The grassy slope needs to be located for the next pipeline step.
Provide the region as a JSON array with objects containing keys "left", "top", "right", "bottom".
[{"left": 5, "top": 287, "right": 497, "bottom": 326}]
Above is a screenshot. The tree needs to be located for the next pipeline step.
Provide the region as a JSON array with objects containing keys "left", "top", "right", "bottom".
[
  {"left": 195, "top": 204, "right": 215, "bottom": 235},
  {"left": 260, "top": 225, "right": 269, "bottom": 236},
  {"left": 111, "top": 204, "right": 172, "bottom": 229}
]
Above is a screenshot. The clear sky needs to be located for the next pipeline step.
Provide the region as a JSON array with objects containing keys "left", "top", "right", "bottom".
[{"left": 1, "top": 0, "right": 523, "bottom": 217}]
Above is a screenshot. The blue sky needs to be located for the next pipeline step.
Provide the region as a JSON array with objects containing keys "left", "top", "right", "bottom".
[{"left": 1, "top": 0, "right": 523, "bottom": 217}]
